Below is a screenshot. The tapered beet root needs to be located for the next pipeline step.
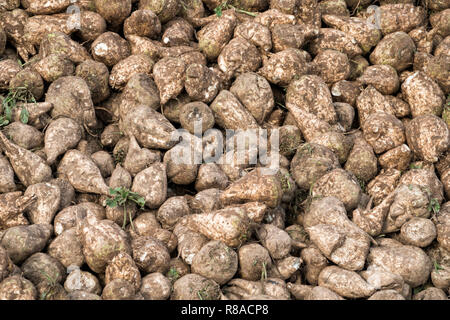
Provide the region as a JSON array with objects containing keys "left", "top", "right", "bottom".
[{"left": 0, "top": 132, "right": 52, "bottom": 187}]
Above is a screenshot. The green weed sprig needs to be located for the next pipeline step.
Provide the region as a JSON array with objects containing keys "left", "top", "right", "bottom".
[
  {"left": 0, "top": 86, "right": 35, "bottom": 126},
  {"left": 428, "top": 198, "right": 440, "bottom": 215},
  {"left": 105, "top": 187, "right": 146, "bottom": 230},
  {"left": 214, "top": 1, "right": 257, "bottom": 17}
]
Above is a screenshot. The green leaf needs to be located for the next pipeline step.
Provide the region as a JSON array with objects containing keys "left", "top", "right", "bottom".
[
  {"left": 128, "top": 191, "right": 146, "bottom": 208},
  {"left": 135, "top": 197, "right": 146, "bottom": 208},
  {"left": 105, "top": 198, "right": 117, "bottom": 208},
  {"left": 0, "top": 117, "right": 9, "bottom": 127},
  {"left": 410, "top": 163, "right": 422, "bottom": 169},
  {"left": 428, "top": 198, "right": 440, "bottom": 214},
  {"left": 214, "top": 6, "right": 222, "bottom": 16},
  {"left": 434, "top": 261, "right": 443, "bottom": 273},
  {"left": 413, "top": 285, "right": 425, "bottom": 295},
  {"left": 109, "top": 187, "right": 121, "bottom": 196},
  {"left": 4, "top": 104, "right": 12, "bottom": 122},
  {"left": 20, "top": 107, "right": 29, "bottom": 124},
  {"left": 167, "top": 267, "right": 180, "bottom": 281},
  {"left": 121, "top": 188, "right": 129, "bottom": 199}
]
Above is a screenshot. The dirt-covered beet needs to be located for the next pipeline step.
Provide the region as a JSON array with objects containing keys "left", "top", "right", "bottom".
[{"left": 0, "top": 0, "right": 448, "bottom": 302}]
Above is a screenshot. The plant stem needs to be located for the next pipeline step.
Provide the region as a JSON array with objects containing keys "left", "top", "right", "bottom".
[
  {"left": 129, "top": 209, "right": 135, "bottom": 231},
  {"left": 122, "top": 205, "right": 127, "bottom": 229},
  {"left": 229, "top": 5, "right": 257, "bottom": 16}
]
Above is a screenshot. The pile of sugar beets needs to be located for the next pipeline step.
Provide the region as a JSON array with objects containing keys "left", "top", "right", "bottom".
[{"left": 0, "top": 0, "right": 449, "bottom": 301}]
